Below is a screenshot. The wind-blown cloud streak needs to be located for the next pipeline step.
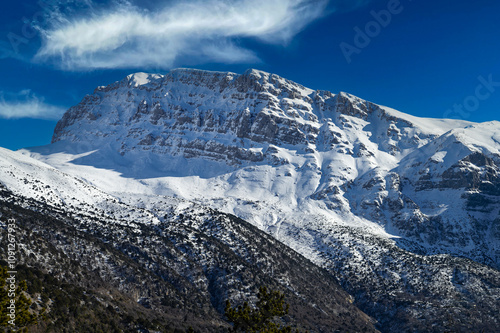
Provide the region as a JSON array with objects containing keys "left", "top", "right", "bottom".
[
  {"left": 0, "top": 90, "right": 66, "bottom": 119},
  {"left": 35, "top": 0, "right": 329, "bottom": 70}
]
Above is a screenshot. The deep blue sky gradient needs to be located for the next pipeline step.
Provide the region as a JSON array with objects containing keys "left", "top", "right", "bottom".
[{"left": 1, "top": 0, "right": 499, "bottom": 150}]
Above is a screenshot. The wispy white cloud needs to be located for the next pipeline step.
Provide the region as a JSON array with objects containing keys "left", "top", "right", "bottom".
[
  {"left": 35, "top": 0, "right": 329, "bottom": 70},
  {"left": 0, "top": 90, "right": 66, "bottom": 119}
]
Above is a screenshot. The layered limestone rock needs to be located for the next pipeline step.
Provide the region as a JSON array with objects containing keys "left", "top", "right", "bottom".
[{"left": 52, "top": 69, "right": 432, "bottom": 165}]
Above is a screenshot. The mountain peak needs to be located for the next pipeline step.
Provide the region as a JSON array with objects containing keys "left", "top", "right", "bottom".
[
  {"left": 243, "top": 68, "right": 270, "bottom": 79},
  {"left": 126, "top": 72, "right": 164, "bottom": 87}
]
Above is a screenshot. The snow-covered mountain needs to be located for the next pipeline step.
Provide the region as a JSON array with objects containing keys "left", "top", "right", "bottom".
[
  {"left": 34, "top": 68, "right": 500, "bottom": 267},
  {"left": 0, "top": 147, "right": 377, "bottom": 332},
  {"left": 4, "top": 68, "right": 500, "bottom": 331}
]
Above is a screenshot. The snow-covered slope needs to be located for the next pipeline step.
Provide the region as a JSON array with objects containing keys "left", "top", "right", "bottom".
[
  {"left": 0, "top": 151, "right": 379, "bottom": 332},
  {"left": 8, "top": 68, "right": 500, "bottom": 331}
]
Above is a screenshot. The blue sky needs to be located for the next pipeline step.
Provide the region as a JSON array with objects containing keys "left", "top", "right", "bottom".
[{"left": 1, "top": 0, "right": 499, "bottom": 150}]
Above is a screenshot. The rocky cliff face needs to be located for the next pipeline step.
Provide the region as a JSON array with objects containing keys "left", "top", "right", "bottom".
[
  {"left": 52, "top": 69, "right": 436, "bottom": 164},
  {"left": 20, "top": 68, "right": 500, "bottom": 331},
  {"left": 53, "top": 69, "right": 319, "bottom": 162}
]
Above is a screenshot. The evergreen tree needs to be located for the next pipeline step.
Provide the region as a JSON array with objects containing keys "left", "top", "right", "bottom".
[
  {"left": 225, "top": 286, "right": 304, "bottom": 333},
  {"left": 0, "top": 265, "right": 38, "bottom": 331}
]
